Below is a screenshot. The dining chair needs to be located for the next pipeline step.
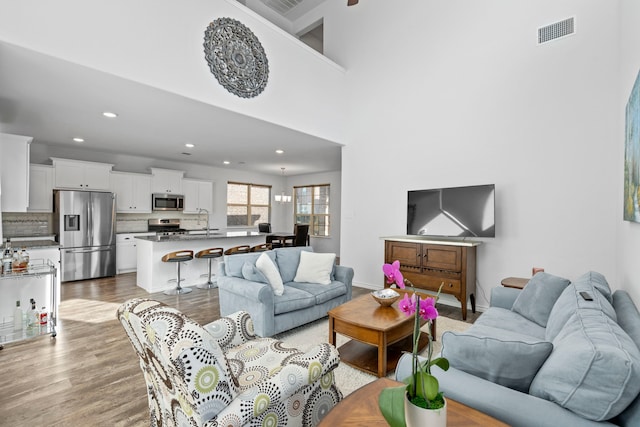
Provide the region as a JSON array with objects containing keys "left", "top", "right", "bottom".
[
  {"left": 258, "top": 223, "right": 272, "bottom": 233},
  {"left": 285, "top": 224, "right": 309, "bottom": 247}
]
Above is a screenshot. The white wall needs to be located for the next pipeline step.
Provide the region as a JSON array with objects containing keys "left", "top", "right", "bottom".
[
  {"left": 617, "top": 0, "right": 640, "bottom": 305},
  {"left": 0, "top": 0, "right": 347, "bottom": 144},
  {"left": 330, "top": 0, "right": 620, "bottom": 308}
]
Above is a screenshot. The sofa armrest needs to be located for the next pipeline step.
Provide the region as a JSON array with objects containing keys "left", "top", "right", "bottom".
[
  {"left": 212, "top": 342, "right": 340, "bottom": 425},
  {"left": 490, "top": 287, "right": 521, "bottom": 309},
  {"left": 203, "top": 310, "right": 257, "bottom": 351},
  {"left": 217, "top": 276, "right": 276, "bottom": 337},
  {"left": 334, "top": 265, "right": 354, "bottom": 300}
]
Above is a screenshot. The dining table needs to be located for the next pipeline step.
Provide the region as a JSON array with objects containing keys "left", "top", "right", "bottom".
[{"left": 266, "top": 232, "right": 296, "bottom": 246}]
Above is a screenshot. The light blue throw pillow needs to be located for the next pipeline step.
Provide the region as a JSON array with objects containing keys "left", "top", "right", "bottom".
[
  {"left": 511, "top": 272, "right": 570, "bottom": 327},
  {"left": 224, "top": 252, "right": 262, "bottom": 277},
  {"left": 241, "top": 261, "right": 268, "bottom": 284},
  {"left": 441, "top": 325, "right": 553, "bottom": 393}
]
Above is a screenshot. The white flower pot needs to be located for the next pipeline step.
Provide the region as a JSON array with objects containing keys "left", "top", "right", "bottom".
[{"left": 404, "top": 394, "right": 447, "bottom": 427}]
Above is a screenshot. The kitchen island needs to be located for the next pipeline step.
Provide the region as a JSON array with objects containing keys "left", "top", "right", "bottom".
[{"left": 136, "top": 231, "right": 266, "bottom": 293}]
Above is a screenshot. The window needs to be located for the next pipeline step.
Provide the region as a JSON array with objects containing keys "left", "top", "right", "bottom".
[
  {"left": 294, "top": 184, "right": 330, "bottom": 237},
  {"left": 227, "top": 182, "right": 271, "bottom": 227}
]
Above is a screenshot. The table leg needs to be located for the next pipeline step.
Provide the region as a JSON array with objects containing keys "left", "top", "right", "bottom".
[
  {"left": 329, "top": 316, "right": 336, "bottom": 346},
  {"left": 378, "top": 332, "right": 387, "bottom": 378}
]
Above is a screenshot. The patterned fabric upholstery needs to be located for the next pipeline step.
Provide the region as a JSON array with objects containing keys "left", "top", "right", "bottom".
[{"left": 118, "top": 298, "right": 342, "bottom": 426}]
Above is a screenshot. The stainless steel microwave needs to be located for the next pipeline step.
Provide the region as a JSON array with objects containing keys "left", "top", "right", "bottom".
[{"left": 152, "top": 193, "right": 184, "bottom": 211}]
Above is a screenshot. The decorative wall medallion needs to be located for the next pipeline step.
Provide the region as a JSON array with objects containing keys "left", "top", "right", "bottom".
[{"left": 203, "top": 17, "right": 269, "bottom": 98}]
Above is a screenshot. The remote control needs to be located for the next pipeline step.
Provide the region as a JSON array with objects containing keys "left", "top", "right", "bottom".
[{"left": 579, "top": 291, "right": 593, "bottom": 301}]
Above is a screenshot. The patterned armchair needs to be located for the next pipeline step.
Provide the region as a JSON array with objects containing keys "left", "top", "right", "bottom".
[{"left": 117, "top": 298, "right": 342, "bottom": 426}]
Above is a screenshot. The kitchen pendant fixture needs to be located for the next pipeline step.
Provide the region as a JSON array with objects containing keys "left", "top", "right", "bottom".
[{"left": 274, "top": 167, "right": 291, "bottom": 203}]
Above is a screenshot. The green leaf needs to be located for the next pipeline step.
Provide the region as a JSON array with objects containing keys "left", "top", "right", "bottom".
[
  {"left": 415, "top": 372, "right": 440, "bottom": 401},
  {"left": 429, "top": 357, "right": 450, "bottom": 372},
  {"left": 378, "top": 386, "right": 406, "bottom": 427}
]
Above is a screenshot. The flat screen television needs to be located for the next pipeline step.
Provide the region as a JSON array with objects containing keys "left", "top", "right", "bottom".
[{"left": 407, "top": 184, "right": 495, "bottom": 238}]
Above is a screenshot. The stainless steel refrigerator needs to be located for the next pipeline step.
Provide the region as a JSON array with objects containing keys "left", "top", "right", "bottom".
[{"left": 53, "top": 190, "right": 116, "bottom": 282}]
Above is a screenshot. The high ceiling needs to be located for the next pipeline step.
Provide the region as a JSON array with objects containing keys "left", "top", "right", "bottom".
[{"left": 0, "top": 1, "right": 342, "bottom": 177}]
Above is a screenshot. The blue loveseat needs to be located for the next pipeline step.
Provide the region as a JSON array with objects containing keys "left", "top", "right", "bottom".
[
  {"left": 396, "top": 271, "right": 640, "bottom": 427},
  {"left": 217, "top": 246, "right": 354, "bottom": 337}
]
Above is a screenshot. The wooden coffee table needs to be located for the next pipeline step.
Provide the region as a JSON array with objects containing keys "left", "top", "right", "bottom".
[
  {"left": 328, "top": 292, "right": 431, "bottom": 378},
  {"left": 318, "top": 377, "right": 509, "bottom": 426}
]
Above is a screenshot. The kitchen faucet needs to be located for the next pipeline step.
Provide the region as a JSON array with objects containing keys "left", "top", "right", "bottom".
[{"left": 198, "top": 208, "right": 210, "bottom": 237}]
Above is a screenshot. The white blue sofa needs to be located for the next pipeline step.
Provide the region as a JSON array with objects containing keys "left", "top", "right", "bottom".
[
  {"left": 217, "top": 246, "right": 354, "bottom": 337},
  {"left": 396, "top": 271, "right": 640, "bottom": 426}
]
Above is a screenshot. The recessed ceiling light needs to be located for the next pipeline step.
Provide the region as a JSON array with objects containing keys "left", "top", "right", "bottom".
[
  {"left": 102, "top": 111, "right": 118, "bottom": 118},
  {"left": 223, "top": 160, "right": 230, "bottom": 165},
  {"left": 185, "top": 143, "right": 195, "bottom": 148},
  {"left": 73, "top": 137, "right": 85, "bottom": 143},
  {"left": 275, "top": 149, "right": 284, "bottom": 154}
]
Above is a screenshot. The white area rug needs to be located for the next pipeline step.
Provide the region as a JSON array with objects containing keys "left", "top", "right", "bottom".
[{"left": 275, "top": 315, "right": 470, "bottom": 396}]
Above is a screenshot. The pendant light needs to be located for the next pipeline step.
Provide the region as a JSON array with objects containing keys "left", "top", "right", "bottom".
[{"left": 274, "top": 167, "right": 292, "bottom": 203}]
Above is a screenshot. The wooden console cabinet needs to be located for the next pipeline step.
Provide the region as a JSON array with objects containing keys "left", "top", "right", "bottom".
[{"left": 383, "top": 237, "right": 480, "bottom": 320}]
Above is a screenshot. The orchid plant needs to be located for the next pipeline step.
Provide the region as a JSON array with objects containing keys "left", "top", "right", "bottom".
[{"left": 379, "top": 261, "right": 449, "bottom": 426}]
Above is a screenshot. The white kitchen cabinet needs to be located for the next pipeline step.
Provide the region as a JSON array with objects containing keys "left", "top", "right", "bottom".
[
  {"left": 28, "top": 164, "right": 54, "bottom": 212},
  {"left": 0, "top": 133, "right": 32, "bottom": 212},
  {"left": 51, "top": 158, "right": 113, "bottom": 190},
  {"left": 110, "top": 171, "right": 152, "bottom": 213},
  {"left": 116, "top": 233, "right": 154, "bottom": 274},
  {"left": 182, "top": 179, "right": 213, "bottom": 213},
  {"left": 150, "top": 168, "right": 184, "bottom": 194}
]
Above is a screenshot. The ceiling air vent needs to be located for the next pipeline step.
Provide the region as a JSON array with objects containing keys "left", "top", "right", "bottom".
[
  {"left": 261, "top": 0, "right": 303, "bottom": 14},
  {"left": 538, "top": 17, "right": 575, "bottom": 44}
]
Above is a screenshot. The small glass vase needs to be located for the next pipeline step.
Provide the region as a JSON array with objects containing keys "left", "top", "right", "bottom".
[{"left": 404, "top": 394, "right": 447, "bottom": 427}]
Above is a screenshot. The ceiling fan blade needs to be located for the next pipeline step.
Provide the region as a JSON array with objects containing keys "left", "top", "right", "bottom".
[{"left": 347, "top": 0, "right": 359, "bottom": 5}]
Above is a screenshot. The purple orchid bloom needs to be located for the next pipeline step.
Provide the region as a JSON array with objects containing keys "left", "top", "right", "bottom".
[
  {"left": 418, "top": 297, "right": 438, "bottom": 321},
  {"left": 398, "top": 293, "right": 416, "bottom": 315},
  {"left": 382, "top": 260, "right": 405, "bottom": 289}
]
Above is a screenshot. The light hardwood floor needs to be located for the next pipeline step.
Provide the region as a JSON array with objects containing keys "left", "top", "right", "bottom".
[{"left": 0, "top": 273, "right": 476, "bottom": 426}]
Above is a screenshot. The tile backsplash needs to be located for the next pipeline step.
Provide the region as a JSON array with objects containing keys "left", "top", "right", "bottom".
[
  {"left": 115, "top": 212, "right": 216, "bottom": 233},
  {"left": 2, "top": 213, "right": 53, "bottom": 238},
  {"left": 1, "top": 211, "right": 216, "bottom": 238}
]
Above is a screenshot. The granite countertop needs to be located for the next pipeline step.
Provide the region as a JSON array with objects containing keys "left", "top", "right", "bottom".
[
  {"left": 8, "top": 240, "right": 61, "bottom": 249},
  {"left": 4, "top": 235, "right": 60, "bottom": 249},
  {"left": 116, "top": 231, "right": 155, "bottom": 235},
  {"left": 137, "top": 231, "right": 262, "bottom": 242}
]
